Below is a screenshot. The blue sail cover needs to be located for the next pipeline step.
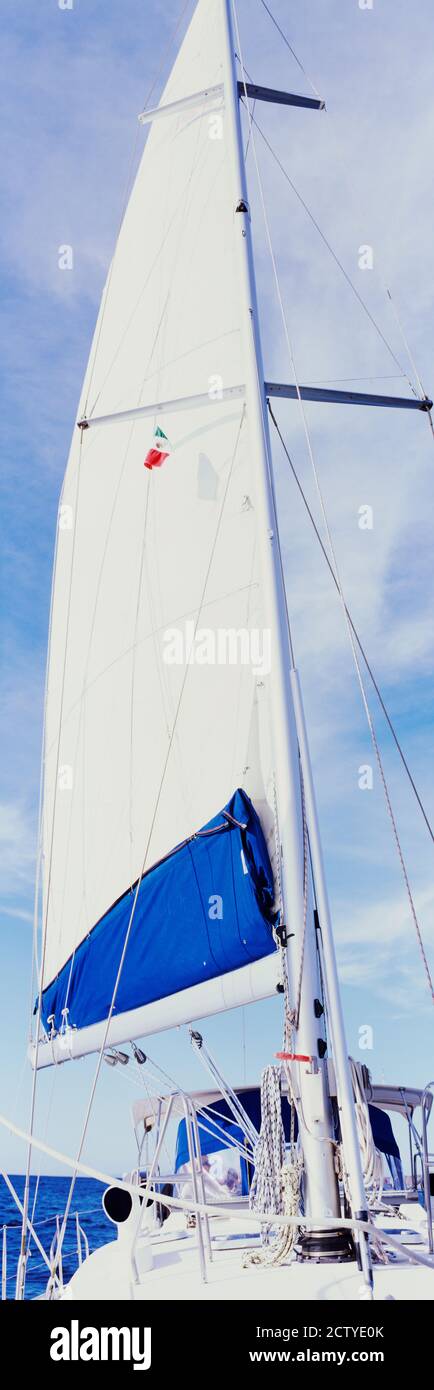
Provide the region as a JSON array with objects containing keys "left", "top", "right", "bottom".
[{"left": 38, "top": 789, "right": 277, "bottom": 1035}]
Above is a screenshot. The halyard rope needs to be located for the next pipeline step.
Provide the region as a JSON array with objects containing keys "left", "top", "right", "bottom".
[
  {"left": 249, "top": 1066, "right": 286, "bottom": 1219},
  {"left": 244, "top": 1065, "right": 303, "bottom": 1268},
  {"left": 271, "top": 772, "right": 283, "bottom": 923},
  {"left": 350, "top": 1061, "right": 384, "bottom": 1210},
  {"left": 294, "top": 770, "right": 309, "bottom": 1031},
  {"left": 243, "top": 1157, "right": 303, "bottom": 1268},
  {"left": 271, "top": 772, "right": 293, "bottom": 1024}
]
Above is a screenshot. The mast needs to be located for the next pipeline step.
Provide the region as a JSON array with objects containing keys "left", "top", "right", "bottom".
[
  {"left": 290, "top": 672, "right": 372, "bottom": 1264},
  {"left": 220, "top": 0, "right": 337, "bottom": 1228},
  {"left": 220, "top": 0, "right": 369, "bottom": 1261}
]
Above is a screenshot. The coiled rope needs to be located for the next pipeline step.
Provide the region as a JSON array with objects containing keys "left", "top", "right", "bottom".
[
  {"left": 249, "top": 1066, "right": 286, "bottom": 1218},
  {"left": 244, "top": 1065, "right": 302, "bottom": 1268}
]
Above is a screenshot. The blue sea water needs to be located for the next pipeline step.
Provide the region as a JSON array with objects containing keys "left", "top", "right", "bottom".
[{"left": 0, "top": 1176, "right": 114, "bottom": 1300}]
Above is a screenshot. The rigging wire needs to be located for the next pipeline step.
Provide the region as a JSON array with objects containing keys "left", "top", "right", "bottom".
[
  {"left": 123, "top": 1047, "right": 255, "bottom": 1173},
  {"left": 131, "top": 1066, "right": 175, "bottom": 1176},
  {"left": 382, "top": 284, "right": 427, "bottom": 404},
  {"left": 241, "top": 4, "right": 434, "bottom": 848},
  {"left": 131, "top": 1058, "right": 249, "bottom": 1176},
  {"left": 23, "top": 1067, "right": 59, "bottom": 1297},
  {"left": 380, "top": 281, "right": 434, "bottom": 455},
  {"left": 245, "top": 107, "right": 417, "bottom": 396},
  {"left": 277, "top": 430, "right": 434, "bottom": 1001},
  {"left": 17, "top": 430, "right": 85, "bottom": 1300},
  {"left": 240, "top": 17, "right": 419, "bottom": 398},
  {"left": 258, "top": 0, "right": 323, "bottom": 101},
  {"left": 268, "top": 402, "right": 434, "bottom": 850},
  {"left": 233, "top": 3, "right": 434, "bottom": 1006},
  {"left": 246, "top": 15, "right": 434, "bottom": 428},
  {"left": 27, "top": 437, "right": 70, "bottom": 1013},
  {"left": 307, "top": 375, "right": 406, "bottom": 386},
  {"left": 293, "top": 771, "right": 309, "bottom": 1031}
]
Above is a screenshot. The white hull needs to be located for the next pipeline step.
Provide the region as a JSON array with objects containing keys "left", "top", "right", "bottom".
[{"left": 60, "top": 1207, "right": 434, "bottom": 1303}]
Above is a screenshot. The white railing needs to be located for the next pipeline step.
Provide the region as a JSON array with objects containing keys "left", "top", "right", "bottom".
[{"left": 0, "top": 1210, "right": 91, "bottom": 1301}]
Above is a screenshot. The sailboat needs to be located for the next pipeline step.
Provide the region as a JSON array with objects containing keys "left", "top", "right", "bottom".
[{"left": 6, "top": 0, "right": 434, "bottom": 1302}]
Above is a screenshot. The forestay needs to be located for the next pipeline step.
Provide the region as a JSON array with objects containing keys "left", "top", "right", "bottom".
[{"left": 39, "top": 0, "right": 278, "bottom": 1051}]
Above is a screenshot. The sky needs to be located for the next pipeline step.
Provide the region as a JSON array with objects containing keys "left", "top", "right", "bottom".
[{"left": 0, "top": 0, "right": 433, "bottom": 1184}]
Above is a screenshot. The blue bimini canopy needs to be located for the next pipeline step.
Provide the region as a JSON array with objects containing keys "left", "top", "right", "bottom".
[
  {"left": 369, "top": 1104, "right": 404, "bottom": 1189},
  {"left": 38, "top": 789, "right": 277, "bottom": 1035},
  {"left": 175, "top": 1088, "right": 297, "bottom": 1196}
]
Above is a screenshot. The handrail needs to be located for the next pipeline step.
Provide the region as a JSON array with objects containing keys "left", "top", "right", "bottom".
[
  {"left": 2, "top": 1111, "right": 433, "bottom": 1287},
  {"left": 75, "top": 1212, "right": 89, "bottom": 1266},
  {"left": 421, "top": 1082, "right": 434, "bottom": 1255},
  {"left": 0, "top": 1206, "right": 90, "bottom": 1299},
  {"left": 1, "top": 1169, "right": 52, "bottom": 1295},
  {"left": 2, "top": 1226, "right": 6, "bottom": 1301},
  {"left": 47, "top": 1216, "right": 64, "bottom": 1297}
]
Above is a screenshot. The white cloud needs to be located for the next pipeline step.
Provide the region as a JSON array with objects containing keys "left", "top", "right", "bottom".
[
  {"left": 0, "top": 904, "right": 33, "bottom": 925},
  {"left": 0, "top": 800, "right": 36, "bottom": 889}
]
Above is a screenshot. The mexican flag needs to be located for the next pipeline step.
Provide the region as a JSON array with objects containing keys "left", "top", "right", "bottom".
[{"left": 144, "top": 426, "right": 171, "bottom": 470}]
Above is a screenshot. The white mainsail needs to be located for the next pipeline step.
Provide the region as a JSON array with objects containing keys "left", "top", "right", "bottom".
[{"left": 39, "top": 0, "right": 278, "bottom": 1045}]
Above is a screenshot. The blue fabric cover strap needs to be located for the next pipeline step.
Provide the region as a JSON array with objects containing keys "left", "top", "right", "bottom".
[
  {"left": 38, "top": 789, "right": 277, "bottom": 1034},
  {"left": 368, "top": 1103, "right": 404, "bottom": 1188}
]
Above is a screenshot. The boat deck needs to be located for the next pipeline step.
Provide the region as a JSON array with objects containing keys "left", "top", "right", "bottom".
[{"left": 61, "top": 1206, "right": 434, "bottom": 1302}]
